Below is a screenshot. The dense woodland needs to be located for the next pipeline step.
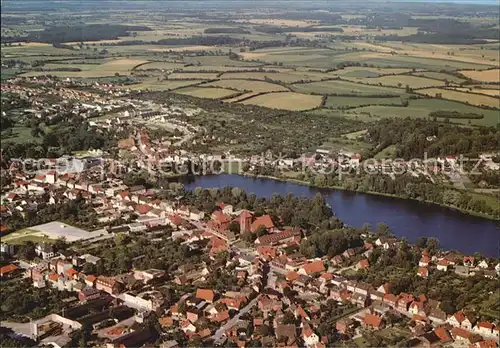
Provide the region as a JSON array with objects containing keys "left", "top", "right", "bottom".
[
  {"left": 366, "top": 118, "right": 500, "bottom": 159},
  {"left": 1, "top": 24, "right": 152, "bottom": 44}
]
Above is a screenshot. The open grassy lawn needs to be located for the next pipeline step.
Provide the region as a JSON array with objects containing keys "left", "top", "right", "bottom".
[
  {"left": 334, "top": 67, "right": 413, "bottom": 78},
  {"left": 1, "top": 126, "right": 41, "bottom": 146},
  {"left": 240, "top": 92, "right": 323, "bottom": 111},
  {"left": 168, "top": 72, "right": 220, "bottom": 80},
  {"left": 374, "top": 145, "right": 397, "bottom": 159},
  {"left": 121, "top": 78, "right": 204, "bottom": 91},
  {"left": 413, "top": 71, "right": 467, "bottom": 84},
  {"left": 292, "top": 79, "right": 405, "bottom": 96},
  {"left": 204, "top": 79, "right": 289, "bottom": 92},
  {"left": 221, "top": 71, "right": 326, "bottom": 83},
  {"left": 458, "top": 69, "right": 500, "bottom": 83},
  {"left": 363, "top": 75, "right": 446, "bottom": 89},
  {"left": 417, "top": 88, "right": 500, "bottom": 108},
  {"left": 2, "top": 228, "right": 55, "bottom": 245},
  {"left": 344, "top": 98, "right": 499, "bottom": 126},
  {"left": 136, "top": 61, "right": 187, "bottom": 70},
  {"left": 174, "top": 86, "right": 240, "bottom": 99},
  {"left": 325, "top": 96, "right": 405, "bottom": 109},
  {"left": 343, "top": 129, "right": 368, "bottom": 140}
]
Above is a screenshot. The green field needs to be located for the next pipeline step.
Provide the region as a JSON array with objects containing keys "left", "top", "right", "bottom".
[
  {"left": 1, "top": 126, "right": 41, "bottom": 146},
  {"left": 413, "top": 71, "right": 468, "bottom": 84},
  {"left": 325, "top": 96, "right": 405, "bottom": 109},
  {"left": 344, "top": 98, "right": 499, "bottom": 126},
  {"left": 204, "top": 79, "right": 289, "bottom": 92},
  {"left": 292, "top": 79, "right": 406, "bottom": 96},
  {"left": 174, "top": 86, "right": 240, "bottom": 99},
  {"left": 123, "top": 78, "right": 204, "bottom": 91}
]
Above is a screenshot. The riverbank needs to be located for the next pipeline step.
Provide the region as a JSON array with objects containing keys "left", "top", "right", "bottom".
[{"left": 237, "top": 172, "right": 499, "bottom": 221}]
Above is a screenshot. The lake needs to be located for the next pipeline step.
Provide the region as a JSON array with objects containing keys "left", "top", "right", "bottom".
[{"left": 183, "top": 174, "right": 499, "bottom": 257}]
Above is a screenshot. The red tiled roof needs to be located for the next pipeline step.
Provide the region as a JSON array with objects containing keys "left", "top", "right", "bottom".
[
  {"left": 196, "top": 288, "right": 215, "bottom": 302},
  {"left": 49, "top": 273, "right": 58, "bottom": 281},
  {"left": 286, "top": 271, "right": 299, "bottom": 281},
  {"left": 86, "top": 275, "right": 97, "bottom": 282},
  {"left": 211, "top": 310, "right": 230, "bottom": 323},
  {"left": 212, "top": 210, "right": 230, "bottom": 224},
  {"left": 251, "top": 215, "right": 274, "bottom": 232},
  {"left": 358, "top": 259, "right": 369, "bottom": 268},
  {"left": 364, "top": 314, "right": 383, "bottom": 329},
  {"left": 0, "top": 264, "right": 18, "bottom": 275},
  {"left": 135, "top": 204, "right": 151, "bottom": 215},
  {"left": 65, "top": 268, "right": 78, "bottom": 277},
  {"left": 477, "top": 322, "right": 494, "bottom": 330},
  {"left": 434, "top": 327, "right": 452, "bottom": 343},
  {"left": 301, "top": 260, "right": 325, "bottom": 275},
  {"left": 454, "top": 311, "right": 466, "bottom": 323},
  {"left": 451, "top": 327, "right": 472, "bottom": 339},
  {"left": 256, "top": 228, "right": 300, "bottom": 245}
]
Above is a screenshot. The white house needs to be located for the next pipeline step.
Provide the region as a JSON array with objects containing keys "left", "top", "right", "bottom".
[
  {"left": 302, "top": 326, "right": 320, "bottom": 347},
  {"left": 474, "top": 322, "right": 495, "bottom": 336},
  {"left": 478, "top": 260, "right": 489, "bottom": 269}
]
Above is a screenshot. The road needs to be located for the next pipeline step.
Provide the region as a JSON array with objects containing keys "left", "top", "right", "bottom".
[{"left": 211, "top": 295, "right": 261, "bottom": 345}]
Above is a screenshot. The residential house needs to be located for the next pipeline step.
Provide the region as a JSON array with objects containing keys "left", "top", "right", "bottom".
[
  {"left": 448, "top": 311, "right": 475, "bottom": 330},
  {"left": 302, "top": 324, "right": 320, "bottom": 347},
  {"left": 418, "top": 267, "right": 429, "bottom": 278},
  {"left": 363, "top": 313, "right": 384, "bottom": 330},
  {"left": 196, "top": 288, "right": 215, "bottom": 303},
  {"left": 298, "top": 261, "right": 325, "bottom": 276},
  {"left": 96, "top": 276, "right": 123, "bottom": 295},
  {"left": 474, "top": 322, "right": 495, "bottom": 336},
  {"left": 356, "top": 259, "right": 370, "bottom": 270},
  {"left": 437, "top": 259, "right": 450, "bottom": 271},
  {"left": 35, "top": 244, "right": 55, "bottom": 260},
  {"left": 250, "top": 214, "right": 275, "bottom": 233}
]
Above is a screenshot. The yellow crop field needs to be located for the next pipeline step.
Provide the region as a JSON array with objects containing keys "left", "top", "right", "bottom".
[
  {"left": 417, "top": 88, "right": 500, "bottom": 108},
  {"left": 454, "top": 88, "right": 500, "bottom": 98},
  {"left": 459, "top": 69, "right": 500, "bottom": 83},
  {"left": 168, "top": 73, "right": 220, "bottom": 80},
  {"left": 204, "top": 79, "right": 288, "bottom": 92},
  {"left": 98, "top": 59, "right": 149, "bottom": 71},
  {"left": 175, "top": 87, "right": 239, "bottom": 99},
  {"left": 240, "top": 92, "right": 323, "bottom": 111},
  {"left": 363, "top": 75, "right": 446, "bottom": 89},
  {"left": 137, "top": 61, "right": 186, "bottom": 70}
]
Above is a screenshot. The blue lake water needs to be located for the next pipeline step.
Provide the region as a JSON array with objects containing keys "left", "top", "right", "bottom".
[{"left": 184, "top": 174, "right": 499, "bottom": 257}]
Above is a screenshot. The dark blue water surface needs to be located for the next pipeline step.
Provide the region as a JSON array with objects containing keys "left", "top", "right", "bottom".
[{"left": 184, "top": 174, "right": 499, "bottom": 257}]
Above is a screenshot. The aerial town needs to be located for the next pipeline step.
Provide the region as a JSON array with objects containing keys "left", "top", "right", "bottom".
[{"left": 1, "top": 1, "right": 500, "bottom": 347}]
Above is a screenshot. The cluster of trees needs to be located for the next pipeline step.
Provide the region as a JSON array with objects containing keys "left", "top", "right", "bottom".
[
  {"left": 6, "top": 194, "right": 99, "bottom": 232},
  {"left": 366, "top": 118, "right": 499, "bottom": 159},
  {"left": 429, "top": 110, "right": 483, "bottom": 120},
  {"left": 1, "top": 116, "right": 114, "bottom": 161},
  {"left": 204, "top": 27, "right": 251, "bottom": 34},
  {"left": 2, "top": 24, "right": 152, "bottom": 44},
  {"left": 180, "top": 186, "right": 341, "bottom": 231},
  {"left": 1, "top": 279, "right": 71, "bottom": 322},
  {"left": 300, "top": 228, "right": 363, "bottom": 258},
  {"left": 305, "top": 171, "right": 498, "bottom": 217}
]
